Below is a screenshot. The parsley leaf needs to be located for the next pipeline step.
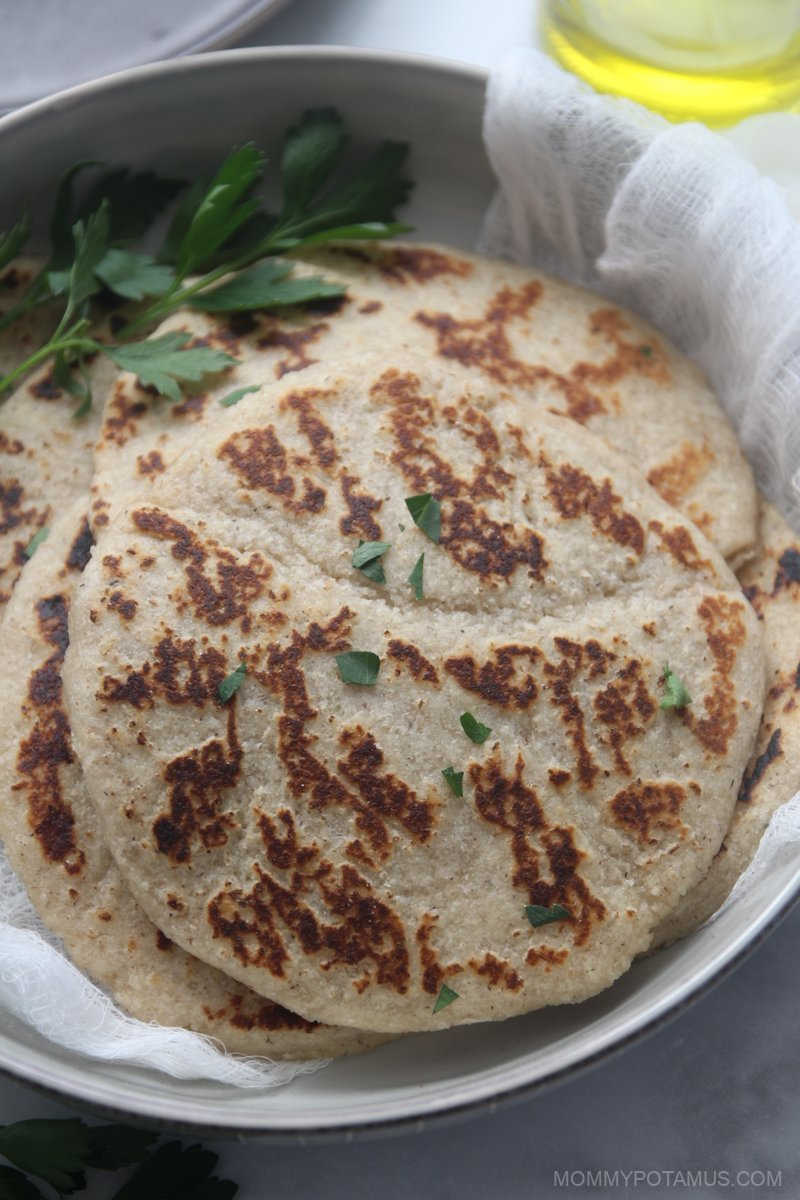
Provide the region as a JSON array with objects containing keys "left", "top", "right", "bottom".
[
  {"left": 433, "top": 983, "right": 459, "bottom": 1014},
  {"left": 218, "top": 661, "right": 246, "bottom": 703},
  {"left": 336, "top": 651, "right": 380, "bottom": 685},
  {"left": 405, "top": 493, "right": 441, "bottom": 542},
  {"left": 525, "top": 903, "right": 570, "bottom": 927},
  {"left": 112, "top": 1140, "right": 237, "bottom": 1200},
  {"left": 189, "top": 260, "right": 343, "bottom": 313},
  {"left": 460, "top": 712, "right": 491, "bottom": 744},
  {"left": 106, "top": 332, "right": 235, "bottom": 402},
  {"left": 660, "top": 663, "right": 691, "bottom": 710},
  {"left": 297, "top": 220, "right": 412, "bottom": 247},
  {"left": 219, "top": 385, "right": 259, "bottom": 408},
  {"left": 0, "top": 215, "right": 31, "bottom": 273},
  {"left": 408, "top": 552, "right": 424, "bottom": 599},
  {"left": 176, "top": 144, "right": 265, "bottom": 277},
  {"left": 441, "top": 766, "right": 464, "bottom": 797},
  {"left": 0, "top": 1165, "right": 46, "bottom": 1199},
  {"left": 95, "top": 249, "right": 176, "bottom": 300},
  {"left": 352, "top": 540, "right": 391, "bottom": 583},
  {"left": 280, "top": 108, "right": 349, "bottom": 220},
  {"left": 24, "top": 527, "right": 49, "bottom": 558},
  {"left": 80, "top": 167, "right": 184, "bottom": 242}
]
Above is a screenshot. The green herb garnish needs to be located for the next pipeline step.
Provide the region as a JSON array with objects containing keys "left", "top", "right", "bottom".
[
  {"left": 336, "top": 651, "right": 380, "bottom": 686},
  {"left": 218, "top": 661, "right": 246, "bottom": 703},
  {"left": 525, "top": 903, "right": 570, "bottom": 928},
  {"left": 408, "top": 552, "right": 424, "bottom": 599},
  {"left": 660, "top": 664, "right": 691, "bottom": 710},
  {"left": 405, "top": 493, "right": 441, "bottom": 543},
  {"left": 0, "top": 109, "right": 413, "bottom": 405},
  {"left": 24, "top": 527, "right": 49, "bottom": 558},
  {"left": 433, "top": 983, "right": 459, "bottom": 1013},
  {"left": 219, "top": 384, "right": 259, "bottom": 408},
  {"left": 441, "top": 766, "right": 464, "bottom": 797},
  {"left": 352, "top": 539, "right": 391, "bottom": 583},
  {"left": 639, "top": 344, "right": 653, "bottom": 357},
  {"left": 460, "top": 711, "right": 491, "bottom": 744}
]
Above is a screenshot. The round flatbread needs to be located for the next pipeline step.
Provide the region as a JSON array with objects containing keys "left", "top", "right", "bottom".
[
  {"left": 652, "top": 499, "right": 800, "bottom": 946},
  {"left": 65, "top": 366, "right": 764, "bottom": 1033},
  {"left": 0, "top": 501, "right": 386, "bottom": 1059}
]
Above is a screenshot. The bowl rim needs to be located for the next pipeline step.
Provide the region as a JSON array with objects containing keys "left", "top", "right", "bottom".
[{"left": 0, "top": 42, "right": 797, "bottom": 1141}]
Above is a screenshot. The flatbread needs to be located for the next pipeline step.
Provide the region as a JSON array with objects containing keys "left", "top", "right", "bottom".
[
  {"left": 0, "top": 501, "right": 387, "bottom": 1059},
  {"left": 86, "top": 242, "right": 757, "bottom": 568},
  {"left": 652, "top": 499, "right": 800, "bottom": 947},
  {"left": 65, "top": 366, "right": 764, "bottom": 1033}
]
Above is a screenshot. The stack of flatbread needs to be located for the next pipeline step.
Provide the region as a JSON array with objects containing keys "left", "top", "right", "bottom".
[{"left": 0, "top": 242, "right": 796, "bottom": 1059}]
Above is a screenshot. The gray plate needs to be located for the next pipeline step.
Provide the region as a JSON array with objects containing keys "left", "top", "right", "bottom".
[{"left": 0, "top": 46, "right": 797, "bottom": 1138}]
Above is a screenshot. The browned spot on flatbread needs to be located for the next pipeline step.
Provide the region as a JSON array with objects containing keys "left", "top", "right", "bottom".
[
  {"left": 417, "top": 913, "right": 461, "bottom": 995},
  {"left": 29, "top": 371, "right": 62, "bottom": 399},
  {"left": 546, "top": 463, "right": 644, "bottom": 555},
  {"left": 0, "top": 433, "right": 24, "bottom": 455},
  {"left": 107, "top": 590, "right": 137, "bottom": 621},
  {"left": 445, "top": 644, "right": 539, "bottom": 709},
  {"left": 548, "top": 768, "right": 572, "bottom": 787},
  {"left": 101, "top": 381, "right": 148, "bottom": 447},
  {"left": 152, "top": 705, "right": 242, "bottom": 863},
  {"left": 468, "top": 952, "right": 523, "bottom": 991},
  {"left": 526, "top": 946, "right": 568, "bottom": 968},
  {"left": 65, "top": 519, "right": 93, "bottom": 572},
  {"left": 688, "top": 595, "right": 747, "bottom": 756},
  {"left": 649, "top": 521, "right": 712, "bottom": 574},
  {"left": 217, "top": 427, "right": 326, "bottom": 515},
  {"left": 594, "top": 659, "right": 656, "bottom": 774},
  {"left": 610, "top": 780, "right": 687, "bottom": 844},
  {"left": 155, "top": 929, "right": 173, "bottom": 951},
  {"left": 210, "top": 810, "right": 410, "bottom": 991},
  {"left": 387, "top": 639, "right": 439, "bottom": 684},
  {"left": 137, "top": 450, "right": 165, "bottom": 478},
  {"left": 647, "top": 441, "right": 714, "bottom": 507},
  {"left": 738, "top": 727, "right": 782, "bottom": 805},
  {"left": 544, "top": 639, "right": 605, "bottom": 790},
  {"left": 469, "top": 750, "right": 605, "bottom": 945},
  {"left": 282, "top": 389, "right": 338, "bottom": 469},
  {"left": 203, "top": 992, "right": 318, "bottom": 1033},
  {"left": 337, "top": 726, "right": 434, "bottom": 855},
  {"left": 132, "top": 508, "right": 271, "bottom": 628},
  {"left": 100, "top": 635, "right": 228, "bottom": 712},
  {"left": 257, "top": 321, "right": 328, "bottom": 378},
  {"left": 359, "top": 300, "right": 382, "bottom": 314},
  {"left": 772, "top": 547, "right": 800, "bottom": 593},
  {"left": 16, "top": 594, "right": 85, "bottom": 874},
  {"left": 338, "top": 471, "right": 383, "bottom": 541},
  {"left": 378, "top": 246, "right": 474, "bottom": 284}
]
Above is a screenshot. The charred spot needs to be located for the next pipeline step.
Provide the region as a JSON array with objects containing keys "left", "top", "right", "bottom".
[
  {"left": 137, "top": 450, "right": 166, "bottom": 477},
  {"left": 526, "top": 946, "right": 568, "bottom": 968},
  {"left": 470, "top": 750, "right": 604, "bottom": 944},
  {"left": 443, "top": 500, "right": 545, "bottom": 582},
  {"left": 338, "top": 472, "right": 383, "bottom": 541},
  {"left": 99, "top": 669, "right": 153, "bottom": 709},
  {"left": 738, "top": 728, "right": 782, "bottom": 805},
  {"left": 204, "top": 992, "right": 318, "bottom": 1033},
  {"left": 36, "top": 595, "right": 69, "bottom": 655},
  {"left": 548, "top": 768, "right": 572, "bottom": 787},
  {"left": 65, "top": 519, "right": 93, "bottom": 572},
  {"left": 153, "top": 705, "right": 242, "bottom": 863},
  {"left": 0, "top": 432, "right": 24, "bottom": 455},
  {"left": 107, "top": 590, "right": 137, "bottom": 621},
  {"left": 649, "top": 521, "right": 712, "bottom": 574},
  {"left": 359, "top": 300, "right": 382, "bottom": 315},
  {"left": 772, "top": 547, "right": 800, "bottom": 592},
  {"left": 132, "top": 507, "right": 271, "bottom": 628},
  {"left": 258, "top": 809, "right": 319, "bottom": 872},
  {"left": 387, "top": 639, "right": 439, "bottom": 684},
  {"left": 543, "top": 641, "right": 599, "bottom": 790},
  {"left": 152, "top": 636, "right": 227, "bottom": 707},
  {"left": 610, "top": 780, "right": 687, "bottom": 844},
  {"left": 0, "top": 479, "right": 37, "bottom": 538},
  {"left": 227, "top": 311, "right": 257, "bottom": 337},
  {"left": 377, "top": 246, "right": 473, "bottom": 284},
  {"left": 101, "top": 381, "right": 148, "bottom": 447},
  {"left": 468, "top": 952, "right": 523, "bottom": 991},
  {"left": 29, "top": 372, "right": 61, "bottom": 399},
  {"left": 445, "top": 644, "right": 539, "bottom": 709},
  {"left": 218, "top": 426, "right": 326, "bottom": 515},
  {"left": 337, "top": 726, "right": 434, "bottom": 856},
  {"left": 646, "top": 441, "right": 714, "bottom": 508},
  {"left": 155, "top": 929, "right": 173, "bottom": 951},
  {"left": 687, "top": 595, "right": 747, "bottom": 756},
  {"left": 416, "top": 913, "right": 461, "bottom": 995},
  {"left": 303, "top": 294, "right": 348, "bottom": 316},
  {"left": 257, "top": 320, "right": 328, "bottom": 378},
  {"left": 593, "top": 659, "right": 656, "bottom": 774},
  {"left": 546, "top": 464, "right": 644, "bottom": 555},
  {"left": 283, "top": 390, "right": 338, "bottom": 469}
]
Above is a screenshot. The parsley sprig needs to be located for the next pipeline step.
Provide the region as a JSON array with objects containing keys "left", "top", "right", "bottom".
[{"left": 0, "top": 109, "right": 412, "bottom": 410}]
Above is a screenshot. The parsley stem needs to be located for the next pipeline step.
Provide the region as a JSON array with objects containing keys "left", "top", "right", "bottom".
[{"left": 0, "top": 332, "right": 100, "bottom": 394}]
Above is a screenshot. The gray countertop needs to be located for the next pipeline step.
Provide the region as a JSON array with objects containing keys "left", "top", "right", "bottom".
[{"left": 1, "top": 2, "right": 798, "bottom": 1197}]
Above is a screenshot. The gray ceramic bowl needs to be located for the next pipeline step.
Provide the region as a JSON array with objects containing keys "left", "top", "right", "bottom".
[{"left": 0, "top": 47, "right": 797, "bottom": 1139}]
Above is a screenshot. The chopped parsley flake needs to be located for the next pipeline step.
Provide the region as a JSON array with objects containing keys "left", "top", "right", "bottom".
[
  {"left": 336, "top": 651, "right": 380, "bottom": 686},
  {"left": 660, "top": 664, "right": 691, "bottom": 710},
  {"left": 352, "top": 540, "right": 391, "bottom": 583},
  {"left": 405, "top": 493, "right": 441, "bottom": 542},
  {"left": 218, "top": 661, "right": 246, "bottom": 703},
  {"left": 219, "top": 384, "right": 259, "bottom": 407},
  {"left": 639, "top": 344, "right": 653, "bottom": 357},
  {"left": 408, "top": 552, "right": 424, "bottom": 600},
  {"left": 441, "top": 766, "right": 464, "bottom": 797},
  {"left": 24, "top": 526, "right": 50, "bottom": 558},
  {"left": 433, "top": 983, "right": 459, "bottom": 1013},
  {"left": 460, "top": 711, "right": 491, "bottom": 744},
  {"left": 525, "top": 903, "right": 570, "bottom": 927}
]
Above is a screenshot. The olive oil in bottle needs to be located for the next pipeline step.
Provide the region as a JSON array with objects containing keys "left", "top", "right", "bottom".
[{"left": 541, "top": 0, "right": 800, "bottom": 126}]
